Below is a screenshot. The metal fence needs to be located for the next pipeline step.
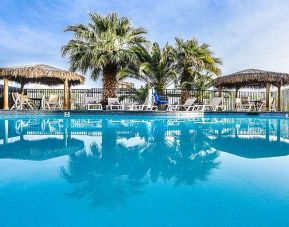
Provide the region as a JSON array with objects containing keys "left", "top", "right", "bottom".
[{"left": 23, "top": 88, "right": 288, "bottom": 111}]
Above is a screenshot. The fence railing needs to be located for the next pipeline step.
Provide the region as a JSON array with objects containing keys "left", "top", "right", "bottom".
[
  {"left": 1, "top": 86, "right": 288, "bottom": 111},
  {"left": 23, "top": 88, "right": 288, "bottom": 111}
]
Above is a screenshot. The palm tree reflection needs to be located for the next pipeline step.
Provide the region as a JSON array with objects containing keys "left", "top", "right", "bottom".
[{"left": 61, "top": 118, "right": 220, "bottom": 207}]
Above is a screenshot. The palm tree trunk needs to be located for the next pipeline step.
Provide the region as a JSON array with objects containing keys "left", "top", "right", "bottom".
[
  {"left": 181, "top": 89, "right": 191, "bottom": 104},
  {"left": 180, "top": 72, "right": 191, "bottom": 104},
  {"left": 103, "top": 65, "right": 118, "bottom": 102}
]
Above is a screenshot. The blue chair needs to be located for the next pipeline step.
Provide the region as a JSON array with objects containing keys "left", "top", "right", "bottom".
[{"left": 153, "top": 91, "right": 168, "bottom": 105}]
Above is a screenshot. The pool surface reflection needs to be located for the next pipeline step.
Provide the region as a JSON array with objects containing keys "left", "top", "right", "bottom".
[{"left": 0, "top": 115, "right": 289, "bottom": 227}]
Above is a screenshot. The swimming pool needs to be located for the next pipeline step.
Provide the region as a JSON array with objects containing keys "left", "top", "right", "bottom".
[{"left": 0, "top": 114, "right": 289, "bottom": 227}]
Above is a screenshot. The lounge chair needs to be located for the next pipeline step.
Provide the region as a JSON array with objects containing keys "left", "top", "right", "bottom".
[
  {"left": 192, "top": 97, "right": 224, "bottom": 112},
  {"left": 45, "top": 94, "right": 62, "bottom": 110},
  {"left": 85, "top": 96, "right": 102, "bottom": 110},
  {"left": 167, "top": 97, "right": 197, "bottom": 111},
  {"left": 129, "top": 97, "right": 158, "bottom": 110},
  {"left": 106, "top": 98, "right": 124, "bottom": 110}
]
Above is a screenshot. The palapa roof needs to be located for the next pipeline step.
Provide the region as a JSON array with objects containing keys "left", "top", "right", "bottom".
[
  {"left": 214, "top": 69, "right": 289, "bottom": 89},
  {"left": 0, "top": 64, "right": 85, "bottom": 86}
]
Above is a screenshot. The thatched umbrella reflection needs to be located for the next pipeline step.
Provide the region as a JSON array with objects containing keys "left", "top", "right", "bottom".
[
  {"left": 0, "top": 138, "right": 84, "bottom": 160},
  {"left": 211, "top": 137, "right": 289, "bottom": 159}
]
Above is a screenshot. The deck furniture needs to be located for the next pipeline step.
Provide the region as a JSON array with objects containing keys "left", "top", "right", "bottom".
[
  {"left": 85, "top": 96, "right": 103, "bottom": 110},
  {"left": 106, "top": 98, "right": 124, "bottom": 110},
  {"left": 167, "top": 97, "right": 197, "bottom": 111},
  {"left": 45, "top": 94, "right": 62, "bottom": 110},
  {"left": 153, "top": 91, "right": 168, "bottom": 105},
  {"left": 235, "top": 97, "right": 254, "bottom": 111},
  {"left": 191, "top": 97, "right": 224, "bottom": 112},
  {"left": 11, "top": 92, "right": 21, "bottom": 110},
  {"left": 258, "top": 97, "right": 276, "bottom": 112}
]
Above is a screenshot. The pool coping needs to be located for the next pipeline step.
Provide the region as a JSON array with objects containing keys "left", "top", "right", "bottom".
[{"left": 0, "top": 110, "right": 288, "bottom": 118}]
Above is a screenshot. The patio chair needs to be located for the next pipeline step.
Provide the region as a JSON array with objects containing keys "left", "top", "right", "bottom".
[
  {"left": 235, "top": 97, "right": 254, "bottom": 111},
  {"left": 10, "top": 92, "right": 21, "bottom": 110},
  {"left": 20, "top": 95, "right": 37, "bottom": 110},
  {"left": 85, "top": 96, "right": 103, "bottom": 110},
  {"left": 258, "top": 97, "right": 276, "bottom": 112},
  {"left": 167, "top": 97, "right": 197, "bottom": 111},
  {"left": 45, "top": 94, "right": 62, "bottom": 110},
  {"left": 192, "top": 97, "right": 224, "bottom": 112},
  {"left": 153, "top": 91, "right": 168, "bottom": 105},
  {"left": 106, "top": 98, "right": 124, "bottom": 110}
]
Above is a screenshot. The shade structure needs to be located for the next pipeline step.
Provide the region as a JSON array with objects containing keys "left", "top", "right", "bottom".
[
  {"left": 0, "top": 64, "right": 85, "bottom": 110},
  {"left": 213, "top": 69, "right": 289, "bottom": 111},
  {"left": 211, "top": 137, "right": 289, "bottom": 159},
  {"left": 0, "top": 138, "right": 84, "bottom": 161}
]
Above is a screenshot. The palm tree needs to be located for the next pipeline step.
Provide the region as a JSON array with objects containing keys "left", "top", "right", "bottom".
[
  {"left": 61, "top": 12, "right": 148, "bottom": 102},
  {"left": 175, "top": 37, "right": 222, "bottom": 103},
  {"left": 119, "top": 84, "right": 149, "bottom": 104},
  {"left": 118, "top": 42, "right": 177, "bottom": 94}
]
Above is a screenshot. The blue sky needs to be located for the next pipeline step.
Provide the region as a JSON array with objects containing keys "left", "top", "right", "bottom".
[{"left": 1, "top": 0, "right": 289, "bottom": 88}]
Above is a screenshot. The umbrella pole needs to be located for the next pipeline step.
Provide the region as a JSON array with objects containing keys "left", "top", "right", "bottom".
[
  {"left": 3, "top": 78, "right": 9, "bottom": 110},
  {"left": 63, "top": 79, "right": 69, "bottom": 110},
  {"left": 277, "top": 85, "right": 282, "bottom": 111},
  {"left": 265, "top": 83, "right": 271, "bottom": 111}
]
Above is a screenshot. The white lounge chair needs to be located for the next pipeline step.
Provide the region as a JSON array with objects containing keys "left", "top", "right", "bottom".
[
  {"left": 128, "top": 97, "right": 157, "bottom": 111},
  {"left": 106, "top": 98, "right": 124, "bottom": 110},
  {"left": 192, "top": 97, "right": 224, "bottom": 112},
  {"left": 45, "top": 94, "right": 62, "bottom": 110},
  {"left": 85, "top": 96, "right": 102, "bottom": 110},
  {"left": 167, "top": 97, "right": 197, "bottom": 111}
]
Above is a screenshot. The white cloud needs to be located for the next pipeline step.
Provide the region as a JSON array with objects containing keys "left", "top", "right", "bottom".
[{"left": 1, "top": 0, "right": 289, "bottom": 88}]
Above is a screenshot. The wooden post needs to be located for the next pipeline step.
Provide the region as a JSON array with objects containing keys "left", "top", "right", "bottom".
[
  {"left": 218, "top": 87, "right": 223, "bottom": 97},
  {"left": 235, "top": 87, "right": 239, "bottom": 98},
  {"left": 265, "top": 83, "right": 271, "bottom": 111},
  {"left": 68, "top": 82, "right": 72, "bottom": 110},
  {"left": 277, "top": 84, "right": 282, "bottom": 111},
  {"left": 3, "top": 78, "right": 9, "bottom": 110},
  {"left": 63, "top": 78, "right": 69, "bottom": 110},
  {"left": 20, "top": 82, "right": 25, "bottom": 95}
]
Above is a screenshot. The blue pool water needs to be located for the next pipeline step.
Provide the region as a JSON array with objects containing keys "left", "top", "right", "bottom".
[{"left": 0, "top": 114, "right": 289, "bottom": 227}]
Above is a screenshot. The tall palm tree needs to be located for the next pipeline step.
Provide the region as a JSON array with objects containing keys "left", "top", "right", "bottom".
[
  {"left": 175, "top": 37, "right": 222, "bottom": 102},
  {"left": 61, "top": 12, "right": 148, "bottom": 102},
  {"left": 118, "top": 42, "right": 177, "bottom": 94}
]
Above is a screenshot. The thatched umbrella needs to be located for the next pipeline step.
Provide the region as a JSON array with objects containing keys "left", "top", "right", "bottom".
[
  {"left": 0, "top": 64, "right": 85, "bottom": 110},
  {"left": 214, "top": 69, "right": 289, "bottom": 111}
]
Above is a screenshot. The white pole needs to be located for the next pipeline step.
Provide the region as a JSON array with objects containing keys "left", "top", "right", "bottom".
[{"left": 147, "top": 88, "right": 153, "bottom": 110}]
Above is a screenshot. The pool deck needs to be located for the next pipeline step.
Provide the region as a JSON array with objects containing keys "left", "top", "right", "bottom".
[{"left": 0, "top": 110, "right": 288, "bottom": 118}]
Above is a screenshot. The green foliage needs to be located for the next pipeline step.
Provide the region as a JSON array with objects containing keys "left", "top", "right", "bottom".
[
  {"left": 174, "top": 37, "right": 222, "bottom": 91},
  {"left": 118, "top": 42, "right": 177, "bottom": 94},
  {"left": 119, "top": 85, "right": 149, "bottom": 104},
  {"left": 61, "top": 12, "right": 148, "bottom": 81}
]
